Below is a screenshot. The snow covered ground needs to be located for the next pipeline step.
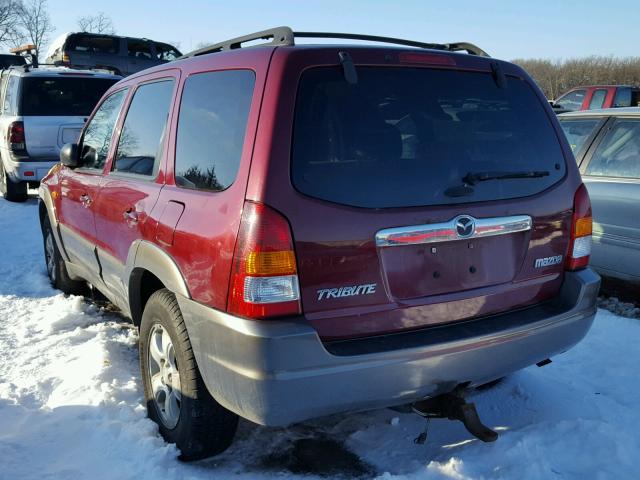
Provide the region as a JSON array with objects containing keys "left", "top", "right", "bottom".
[{"left": 1, "top": 195, "right": 639, "bottom": 480}]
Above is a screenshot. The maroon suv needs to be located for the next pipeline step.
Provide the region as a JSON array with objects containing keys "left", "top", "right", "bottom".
[{"left": 38, "top": 27, "right": 600, "bottom": 459}]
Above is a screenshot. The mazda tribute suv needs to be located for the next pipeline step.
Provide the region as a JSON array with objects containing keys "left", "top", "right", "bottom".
[{"left": 38, "top": 27, "right": 600, "bottom": 460}]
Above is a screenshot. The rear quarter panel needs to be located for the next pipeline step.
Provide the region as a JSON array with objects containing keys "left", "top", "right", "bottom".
[{"left": 152, "top": 49, "right": 275, "bottom": 310}]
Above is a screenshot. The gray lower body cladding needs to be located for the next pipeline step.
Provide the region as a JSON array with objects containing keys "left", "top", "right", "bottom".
[{"left": 177, "top": 269, "right": 600, "bottom": 426}]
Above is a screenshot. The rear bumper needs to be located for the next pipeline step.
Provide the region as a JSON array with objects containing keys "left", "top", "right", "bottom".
[
  {"left": 3, "top": 156, "right": 56, "bottom": 182},
  {"left": 178, "top": 269, "right": 600, "bottom": 426}
]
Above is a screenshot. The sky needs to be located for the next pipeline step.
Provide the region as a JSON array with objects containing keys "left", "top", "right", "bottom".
[{"left": 45, "top": 0, "right": 640, "bottom": 60}]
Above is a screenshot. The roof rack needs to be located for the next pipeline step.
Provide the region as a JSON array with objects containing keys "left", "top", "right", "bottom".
[
  {"left": 181, "top": 26, "right": 489, "bottom": 59},
  {"left": 10, "top": 43, "right": 39, "bottom": 69}
]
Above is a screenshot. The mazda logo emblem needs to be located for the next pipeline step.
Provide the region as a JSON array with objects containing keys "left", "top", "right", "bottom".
[{"left": 455, "top": 215, "right": 476, "bottom": 238}]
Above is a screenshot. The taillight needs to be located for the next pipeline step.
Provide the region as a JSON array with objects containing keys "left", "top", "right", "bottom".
[
  {"left": 227, "top": 201, "right": 301, "bottom": 319},
  {"left": 62, "top": 52, "right": 70, "bottom": 63},
  {"left": 566, "top": 184, "right": 592, "bottom": 270},
  {"left": 8, "top": 121, "right": 25, "bottom": 151}
]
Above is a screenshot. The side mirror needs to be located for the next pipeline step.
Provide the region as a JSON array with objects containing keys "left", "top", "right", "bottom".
[{"left": 60, "top": 143, "right": 80, "bottom": 168}]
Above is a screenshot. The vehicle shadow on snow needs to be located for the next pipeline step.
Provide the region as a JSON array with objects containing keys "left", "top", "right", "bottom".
[
  {"left": 78, "top": 293, "right": 485, "bottom": 478},
  {"left": 229, "top": 421, "right": 376, "bottom": 478}
]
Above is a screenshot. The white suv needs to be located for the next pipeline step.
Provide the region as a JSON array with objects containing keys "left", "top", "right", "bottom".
[{"left": 0, "top": 66, "right": 119, "bottom": 201}]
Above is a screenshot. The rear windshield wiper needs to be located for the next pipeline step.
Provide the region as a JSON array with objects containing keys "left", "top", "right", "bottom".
[{"left": 462, "top": 170, "right": 550, "bottom": 186}]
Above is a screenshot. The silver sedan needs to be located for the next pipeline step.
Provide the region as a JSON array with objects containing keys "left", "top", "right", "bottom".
[{"left": 559, "top": 108, "right": 640, "bottom": 287}]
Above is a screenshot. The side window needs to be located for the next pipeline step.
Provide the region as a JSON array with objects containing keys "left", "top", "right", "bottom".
[
  {"left": 80, "top": 89, "right": 127, "bottom": 170},
  {"left": 127, "top": 40, "right": 152, "bottom": 59},
  {"left": 585, "top": 120, "right": 640, "bottom": 178},
  {"left": 556, "top": 90, "right": 586, "bottom": 111},
  {"left": 174, "top": 70, "right": 255, "bottom": 191},
  {"left": 588, "top": 89, "right": 607, "bottom": 110},
  {"left": 69, "top": 35, "right": 118, "bottom": 54},
  {"left": 3, "top": 76, "right": 18, "bottom": 115},
  {"left": 113, "top": 80, "right": 174, "bottom": 177},
  {"left": 155, "top": 43, "right": 180, "bottom": 61}
]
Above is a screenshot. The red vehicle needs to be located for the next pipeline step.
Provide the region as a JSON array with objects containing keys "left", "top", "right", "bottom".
[
  {"left": 38, "top": 27, "right": 599, "bottom": 460},
  {"left": 553, "top": 85, "right": 640, "bottom": 112}
]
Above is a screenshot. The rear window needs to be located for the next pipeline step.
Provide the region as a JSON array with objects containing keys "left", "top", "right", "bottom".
[
  {"left": 292, "top": 67, "right": 566, "bottom": 208},
  {"left": 20, "top": 77, "right": 117, "bottom": 116},
  {"left": 613, "top": 88, "right": 640, "bottom": 108},
  {"left": 559, "top": 118, "right": 602, "bottom": 154},
  {"left": 155, "top": 43, "right": 181, "bottom": 61}
]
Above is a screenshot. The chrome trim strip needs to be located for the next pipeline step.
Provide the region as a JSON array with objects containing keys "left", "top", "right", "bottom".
[{"left": 375, "top": 215, "right": 532, "bottom": 247}]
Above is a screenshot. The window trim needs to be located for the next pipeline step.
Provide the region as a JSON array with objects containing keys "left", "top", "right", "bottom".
[
  {"left": 173, "top": 68, "right": 256, "bottom": 193},
  {"left": 580, "top": 116, "right": 640, "bottom": 179},
  {"left": 109, "top": 77, "right": 176, "bottom": 181},
  {"left": 76, "top": 86, "right": 130, "bottom": 173}
]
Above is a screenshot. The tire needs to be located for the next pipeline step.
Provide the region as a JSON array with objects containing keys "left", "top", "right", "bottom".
[
  {"left": 41, "top": 215, "right": 87, "bottom": 295},
  {"left": 0, "top": 161, "right": 27, "bottom": 202},
  {"left": 139, "top": 289, "right": 238, "bottom": 461}
]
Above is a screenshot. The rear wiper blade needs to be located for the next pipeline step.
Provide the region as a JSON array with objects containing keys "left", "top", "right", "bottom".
[{"left": 462, "top": 170, "right": 550, "bottom": 186}]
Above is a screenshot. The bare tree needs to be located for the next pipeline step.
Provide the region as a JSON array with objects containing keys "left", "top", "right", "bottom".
[
  {"left": 16, "top": 0, "right": 53, "bottom": 57},
  {"left": 0, "top": 0, "right": 24, "bottom": 48},
  {"left": 77, "top": 12, "right": 115, "bottom": 35},
  {"left": 514, "top": 56, "right": 640, "bottom": 99}
]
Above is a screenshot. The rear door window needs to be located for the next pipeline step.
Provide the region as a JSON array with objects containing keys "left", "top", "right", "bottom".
[
  {"left": 559, "top": 118, "right": 603, "bottom": 154},
  {"left": 292, "top": 67, "right": 566, "bottom": 208},
  {"left": 174, "top": 70, "right": 255, "bottom": 191},
  {"left": 68, "top": 34, "right": 118, "bottom": 54},
  {"left": 555, "top": 89, "right": 586, "bottom": 111},
  {"left": 20, "top": 77, "right": 118, "bottom": 116},
  {"left": 584, "top": 119, "right": 640, "bottom": 178},
  {"left": 113, "top": 80, "right": 174, "bottom": 177},
  {"left": 588, "top": 89, "right": 607, "bottom": 110}
]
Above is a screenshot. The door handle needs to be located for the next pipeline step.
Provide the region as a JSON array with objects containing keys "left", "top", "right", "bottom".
[
  {"left": 123, "top": 209, "right": 138, "bottom": 225},
  {"left": 79, "top": 193, "right": 92, "bottom": 208}
]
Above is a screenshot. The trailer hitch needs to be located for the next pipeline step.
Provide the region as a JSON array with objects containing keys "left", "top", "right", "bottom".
[{"left": 411, "top": 389, "right": 498, "bottom": 444}]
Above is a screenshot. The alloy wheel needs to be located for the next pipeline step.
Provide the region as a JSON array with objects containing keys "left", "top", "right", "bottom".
[{"left": 147, "top": 323, "right": 182, "bottom": 429}]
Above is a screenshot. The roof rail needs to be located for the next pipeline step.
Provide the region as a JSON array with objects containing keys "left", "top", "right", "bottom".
[
  {"left": 181, "top": 26, "right": 489, "bottom": 58},
  {"left": 181, "top": 27, "right": 295, "bottom": 58}
]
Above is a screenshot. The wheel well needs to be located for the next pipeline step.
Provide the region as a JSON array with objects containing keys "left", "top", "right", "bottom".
[{"left": 129, "top": 269, "right": 166, "bottom": 327}]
